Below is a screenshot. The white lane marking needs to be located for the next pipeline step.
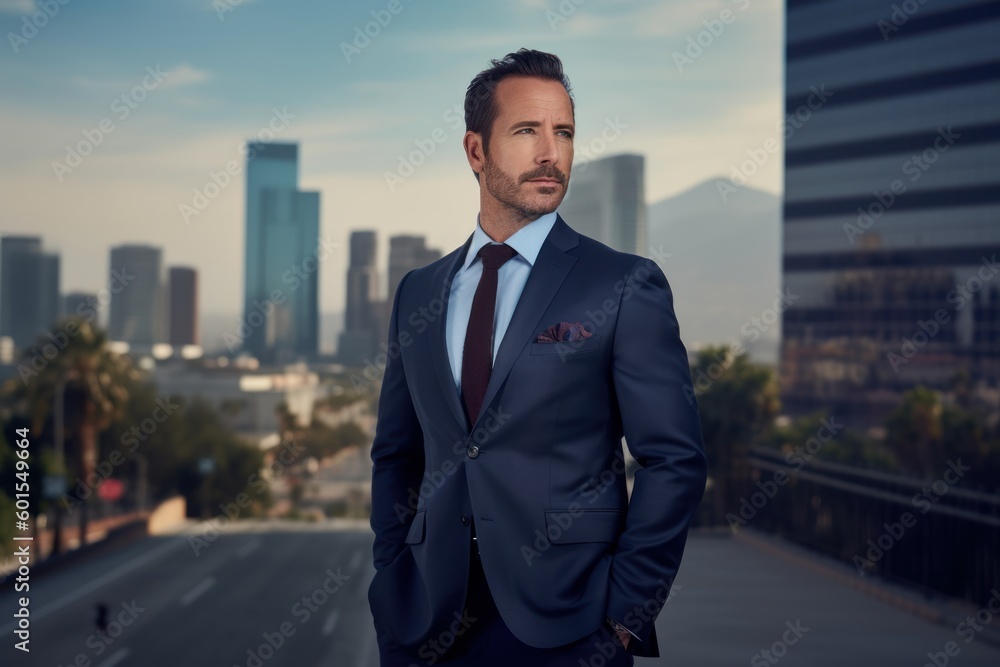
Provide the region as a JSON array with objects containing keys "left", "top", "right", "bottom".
[
  {"left": 322, "top": 609, "right": 340, "bottom": 636},
  {"left": 237, "top": 538, "right": 262, "bottom": 558},
  {"left": 348, "top": 549, "right": 363, "bottom": 571},
  {"left": 0, "top": 532, "right": 192, "bottom": 635},
  {"left": 180, "top": 576, "right": 216, "bottom": 606},
  {"left": 96, "top": 648, "right": 130, "bottom": 667}
]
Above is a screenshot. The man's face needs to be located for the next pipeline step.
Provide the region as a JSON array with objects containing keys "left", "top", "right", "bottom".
[{"left": 473, "top": 76, "right": 575, "bottom": 220}]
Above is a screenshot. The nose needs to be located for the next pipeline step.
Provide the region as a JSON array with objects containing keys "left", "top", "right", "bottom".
[{"left": 536, "top": 128, "right": 559, "bottom": 166}]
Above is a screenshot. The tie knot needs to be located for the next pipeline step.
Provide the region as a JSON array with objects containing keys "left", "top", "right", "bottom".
[{"left": 477, "top": 243, "right": 517, "bottom": 270}]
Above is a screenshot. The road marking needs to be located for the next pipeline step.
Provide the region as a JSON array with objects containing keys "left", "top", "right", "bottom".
[
  {"left": 237, "top": 538, "right": 262, "bottom": 558},
  {"left": 96, "top": 648, "right": 129, "bottom": 667},
  {"left": 0, "top": 532, "right": 193, "bottom": 635},
  {"left": 322, "top": 609, "right": 340, "bottom": 636},
  {"left": 180, "top": 576, "right": 216, "bottom": 606},
  {"left": 349, "top": 549, "right": 363, "bottom": 571}
]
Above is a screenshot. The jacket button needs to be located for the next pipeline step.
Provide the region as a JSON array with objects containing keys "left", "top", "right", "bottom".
[
  {"left": 467, "top": 445, "right": 480, "bottom": 458},
  {"left": 460, "top": 514, "right": 470, "bottom": 526}
]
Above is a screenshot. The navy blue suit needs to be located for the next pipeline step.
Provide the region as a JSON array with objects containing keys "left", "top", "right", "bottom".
[{"left": 368, "top": 214, "right": 707, "bottom": 660}]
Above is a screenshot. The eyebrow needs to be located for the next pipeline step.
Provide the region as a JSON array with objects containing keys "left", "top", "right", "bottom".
[{"left": 508, "top": 120, "right": 575, "bottom": 133}]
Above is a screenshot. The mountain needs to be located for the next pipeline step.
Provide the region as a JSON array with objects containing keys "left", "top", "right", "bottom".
[{"left": 646, "top": 179, "right": 781, "bottom": 364}]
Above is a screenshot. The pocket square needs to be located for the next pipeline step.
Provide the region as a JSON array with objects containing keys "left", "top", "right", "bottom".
[{"left": 536, "top": 321, "right": 593, "bottom": 343}]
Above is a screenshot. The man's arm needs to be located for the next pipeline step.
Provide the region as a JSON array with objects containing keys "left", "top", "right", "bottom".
[
  {"left": 370, "top": 270, "right": 426, "bottom": 571},
  {"left": 606, "top": 257, "right": 709, "bottom": 645}
]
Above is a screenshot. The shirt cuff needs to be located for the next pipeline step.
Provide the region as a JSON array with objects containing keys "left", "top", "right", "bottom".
[{"left": 605, "top": 616, "right": 642, "bottom": 642}]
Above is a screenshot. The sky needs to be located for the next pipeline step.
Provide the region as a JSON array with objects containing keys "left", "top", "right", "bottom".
[{"left": 0, "top": 0, "right": 783, "bottom": 317}]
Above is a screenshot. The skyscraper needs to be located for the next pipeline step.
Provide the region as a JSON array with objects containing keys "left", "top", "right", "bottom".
[
  {"left": 168, "top": 266, "right": 198, "bottom": 347},
  {"left": 559, "top": 153, "right": 646, "bottom": 255},
  {"left": 63, "top": 292, "right": 97, "bottom": 320},
  {"left": 108, "top": 244, "right": 164, "bottom": 347},
  {"left": 780, "top": 0, "right": 1000, "bottom": 423},
  {"left": 387, "top": 235, "right": 442, "bottom": 304},
  {"left": 338, "top": 230, "right": 379, "bottom": 367},
  {"left": 0, "top": 235, "right": 60, "bottom": 350},
  {"left": 364, "top": 234, "right": 443, "bottom": 357},
  {"left": 243, "top": 142, "right": 320, "bottom": 364}
]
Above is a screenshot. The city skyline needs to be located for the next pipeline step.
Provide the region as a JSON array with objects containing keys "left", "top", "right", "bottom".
[{"left": 0, "top": 0, "right": 783, "bottom": 317}]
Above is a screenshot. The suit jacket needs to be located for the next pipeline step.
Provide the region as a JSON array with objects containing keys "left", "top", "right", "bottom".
[{"left": 367, "top": 214, "right": 707, "bottom": 658}]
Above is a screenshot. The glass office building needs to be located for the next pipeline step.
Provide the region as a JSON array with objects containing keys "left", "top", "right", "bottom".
[
  {"left": 337, "top": 230, "right": 379, "bottom": 367},
  {"left": 559, "top": 153, "right": 646, "bottom": 255},
  {"left": 0, "top": 236, "right": 60, "bottom": 351},
  {"left": 781, "top": 0, "right": 1000, "bottom": 423},
  {"left": 168, "top": 266, "right": 198, "bottom": 347},
  {"left": 109, "top": 244, "right": 164, "bottom": 346},
  {"left": 243, "top": 142, "right": 320, "bottom": 364}
]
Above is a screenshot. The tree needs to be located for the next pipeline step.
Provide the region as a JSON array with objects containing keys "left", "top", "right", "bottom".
[
  {"left": 2, "top": 318, "right": 138, "bottom": 553},
  {"left": 690, "top": 345, "right": 780, "bottom": 524},
  {"left": 885, "top": 385, "right": 945, "bottom": 477},
  {"left": 885, "top": 384, "right": 1000, "bottom": 489},
  {"left": 760, "top": 412, "right": 895, "bottom": 470}
]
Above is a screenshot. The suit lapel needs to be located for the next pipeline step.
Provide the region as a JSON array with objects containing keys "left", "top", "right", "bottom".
[
  {"left": 473, "top": 217, "right": 578, "bottom": 431},
  {"left": 429, "top": 233, "right": 473, "bottom": 431},
  {"left": 427, "top": 215, "right": 581, "bottom": 434}
]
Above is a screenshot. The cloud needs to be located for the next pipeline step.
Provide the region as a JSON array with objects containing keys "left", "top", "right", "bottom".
[
  {"left": 0, "top": 0, "right": 35, "bottom": 14},
  {"left": 71, "top": 63, "right": 211, "bottom": 93},
  {"left": 158, "top": 63, "right": 212, "bottom": 90}
]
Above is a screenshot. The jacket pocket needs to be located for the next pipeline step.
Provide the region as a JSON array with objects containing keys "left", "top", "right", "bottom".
[{"left": 530, "top": 334, "right": 603, "bottom": 356}]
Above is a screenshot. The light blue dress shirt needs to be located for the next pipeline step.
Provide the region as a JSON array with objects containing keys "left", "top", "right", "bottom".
[{"left": 445, "top": 211, "right": 558, "bottom": 393}]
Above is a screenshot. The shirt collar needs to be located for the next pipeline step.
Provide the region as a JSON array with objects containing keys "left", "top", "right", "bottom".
[{"left": 460, "top": 211, "right": 558, "bottom": 273}]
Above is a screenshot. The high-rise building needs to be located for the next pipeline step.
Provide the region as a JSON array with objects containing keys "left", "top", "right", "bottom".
[
  {"left": 0, "top": 236, "right": 60, "bottom": 350},
  {"left": 780, "top": 0, "right": 1000, "bottom": 424},
  {"left": 168, "top": 266, "right": 198, "bottom": 347},
  {"left": 559, "top": 153, "right": 646, "bottom": 255},
  {"left": 338, "top": 230, "right": 379, "bottom": 366},
  {"left": 243, "top": 142, "right": 320, "bottom": 364},
  {"left": 387, "top": 235, "right": 442, "bottom": 303},
  {"left": 108, "top": 244, "right": 164, "bottom": 346},
  {"left": 63, "top": 292, "right": 97, "bottom": 320},
  {"left": 38, "top": 252, "right": 60, "bottom": 334},
  {"left": 365, "top": 234, "right": 443, "bottom": 355}
]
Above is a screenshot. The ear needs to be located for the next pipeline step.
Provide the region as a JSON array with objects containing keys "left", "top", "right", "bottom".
[{"left": 463, "top": 130, "right": 485, "bottom": 180}]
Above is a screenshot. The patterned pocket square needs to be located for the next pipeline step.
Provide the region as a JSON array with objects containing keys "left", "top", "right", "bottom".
[{"left": 536, "top": 320, "right": 593, "bottom": 343}]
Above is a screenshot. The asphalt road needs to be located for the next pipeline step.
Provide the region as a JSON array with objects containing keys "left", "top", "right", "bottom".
[
  {"left": 2, "top": 521, "right": 998, "bottom": 666},
  {"left": 0, "top": 520, "right": 379, "bottom": 667}
]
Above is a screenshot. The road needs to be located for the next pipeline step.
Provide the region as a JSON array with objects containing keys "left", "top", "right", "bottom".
[
  {"left": 3, "top": 521, "right": 999, "bottom": 666},
  {"left": 0, "top": 520, "right": 379, "bottom": 667}
]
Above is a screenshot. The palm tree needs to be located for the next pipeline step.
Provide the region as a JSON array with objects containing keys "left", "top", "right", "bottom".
[{"left": 3, "top": 317, "right": 138, "bottom": 554}]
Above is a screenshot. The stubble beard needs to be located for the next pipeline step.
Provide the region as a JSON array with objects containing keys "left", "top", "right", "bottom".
[{"left": 482, "top": 153, "right": 567, "bottom": 224}]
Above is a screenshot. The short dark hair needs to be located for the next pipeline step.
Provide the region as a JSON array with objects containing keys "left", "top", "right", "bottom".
[{"left": 464, "top": 48, "right": 574, "bottom": 156}]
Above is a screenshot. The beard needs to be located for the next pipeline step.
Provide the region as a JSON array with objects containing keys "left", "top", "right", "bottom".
[{"left": 482, "top": 153, "right": 568, "bottom": 222}]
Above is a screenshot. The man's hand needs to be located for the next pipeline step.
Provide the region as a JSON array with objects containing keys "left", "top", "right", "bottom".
[{"left": 606, "top": 617, "right": 632, "bottom": 649}]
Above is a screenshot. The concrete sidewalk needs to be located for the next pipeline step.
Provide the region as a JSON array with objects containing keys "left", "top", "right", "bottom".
[{"left": 648, "top": 530, "right": 1000, "bottom": 666}]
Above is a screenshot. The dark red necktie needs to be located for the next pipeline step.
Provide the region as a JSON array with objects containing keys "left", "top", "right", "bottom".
[{"left": 461, "top": 242, "right": 517, "bottom": 427}]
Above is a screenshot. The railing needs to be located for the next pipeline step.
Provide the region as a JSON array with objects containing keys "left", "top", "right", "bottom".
[{"left": 742, "top": 447, "right": 1000, "bottom": 609}]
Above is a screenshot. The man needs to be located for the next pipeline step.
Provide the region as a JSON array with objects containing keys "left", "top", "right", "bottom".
[{"left": 368, "top": 48, "right": 707, "bottom": 666}]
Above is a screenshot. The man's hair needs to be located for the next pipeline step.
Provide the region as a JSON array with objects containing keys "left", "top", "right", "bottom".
[{"left": 464, "top": 48, "right": 575, "bottom": 159}]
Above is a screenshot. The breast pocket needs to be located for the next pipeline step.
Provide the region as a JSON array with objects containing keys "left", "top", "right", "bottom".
[{"left": 530, "top": 334, "right": 603, "bottom": 357}]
